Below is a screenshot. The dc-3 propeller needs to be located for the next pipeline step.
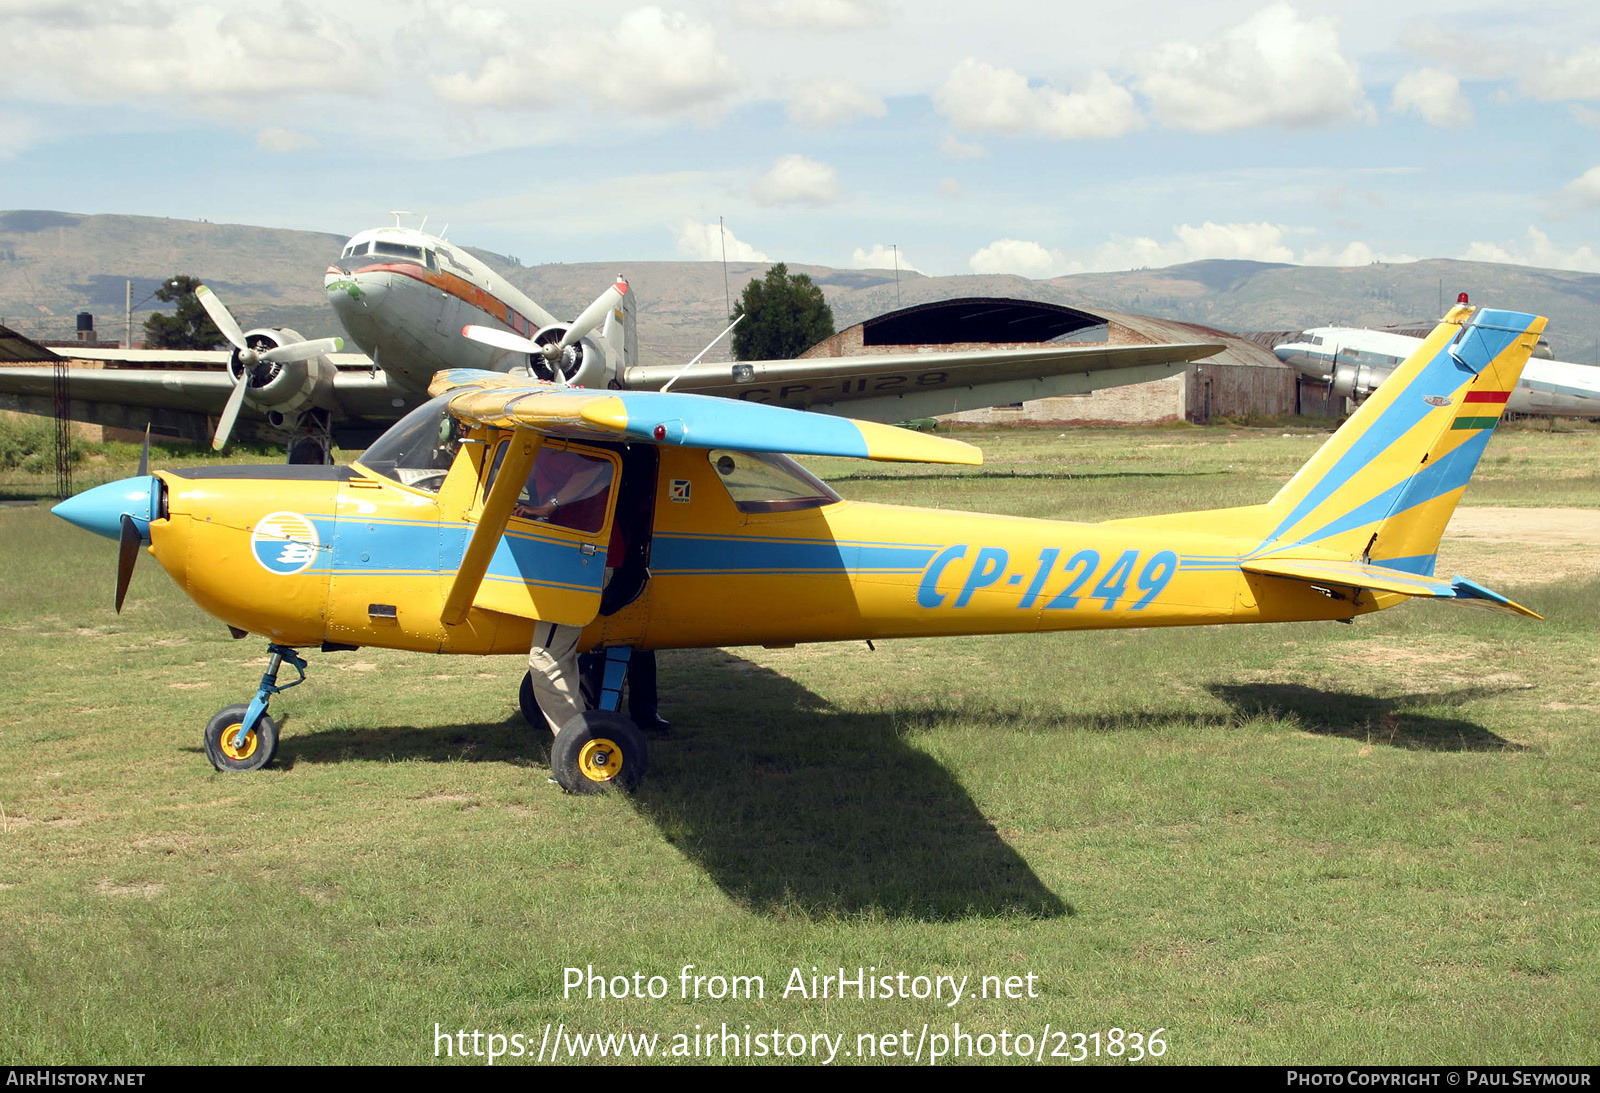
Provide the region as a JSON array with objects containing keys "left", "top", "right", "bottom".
[
  {"left": 460, "top": 277, "right": 628, "bottom": 385},
  {"left": 195, "top": 284, "right": 343, "bottom": 450}
]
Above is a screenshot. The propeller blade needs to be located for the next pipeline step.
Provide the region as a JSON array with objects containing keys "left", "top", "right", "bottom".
[
  {"left": 461, "top": 324, "right": 541, "bottom": 355},
  {"left": 115, "top": 514, "right": 140, "bottom": 614},
  {"left": 212, "top": 376, "right": 249, "bottom": 451},
  {"left": 262, "top": 336, "right": 344, "bottom": 364},
  {"left": 195, "top": 285, "right": 248, "bottom": 351},
  {"left": 137, "top": 425, "right": 150, "bottom": 477},
  {"left": 559, "top": 278, "right": 628, "bottom": 351}
]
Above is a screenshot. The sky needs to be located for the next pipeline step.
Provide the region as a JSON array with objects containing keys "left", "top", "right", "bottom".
[{"left": 2, "top": 0, "right": 1598, "bottom": 280}]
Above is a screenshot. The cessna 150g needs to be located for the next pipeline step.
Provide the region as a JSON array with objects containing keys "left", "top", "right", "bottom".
[
  {"left": 52, "top": 303, "right": 1545, "bottom": 793},
  {"left": 0, "top": 217, "right": 1222, "bottom": 462}
]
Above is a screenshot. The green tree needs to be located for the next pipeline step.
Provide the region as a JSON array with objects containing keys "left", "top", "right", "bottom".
[
  {"left": 142, "top": 275, "right": 224, "bottom": 350},
  {"left": 730, "top": 263, "right": 834, "bottom": 361}
]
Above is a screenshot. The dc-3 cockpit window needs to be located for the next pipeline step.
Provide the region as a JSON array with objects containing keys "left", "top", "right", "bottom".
[
  {"left": 708, "top": 449, "right": 840, "bottom": 514},
  {"left": 357, "top": 393, "right": 463, "bottom": 493},
  {"left": 483, "top": 441, "right": 615, "bottom": 534},
  {"left": 373, "top": 241, "right": 425, "bottom": 262}
]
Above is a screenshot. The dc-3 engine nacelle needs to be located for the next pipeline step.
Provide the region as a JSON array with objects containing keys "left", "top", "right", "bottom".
[
  {"left": 1330, "top": 360, "right": 1382, "bottom": 401},
  {"left": 526, "top": 325, "right": 614, "bottom": 388},
  {"left": 230, "top": 328, "right": 339, "bottom": 417}
]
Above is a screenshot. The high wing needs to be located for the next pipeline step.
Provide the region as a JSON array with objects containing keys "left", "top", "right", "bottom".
[
  {"left": 430, "top": 369, "right": 983, "bottom": 465},
  {"left": 431, "top": 370, "right": 981, "bottom": 625},
  {"left": 622, "top": 342, "right": 1223, "bottom": 421},
  {"left": 0, "top": 354, "right": 406, "bottom": 446}
]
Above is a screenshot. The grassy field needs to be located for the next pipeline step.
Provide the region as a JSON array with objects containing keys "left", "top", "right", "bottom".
[{"left": 1, "top": 421, "right": 1597, "bottom": 1065}]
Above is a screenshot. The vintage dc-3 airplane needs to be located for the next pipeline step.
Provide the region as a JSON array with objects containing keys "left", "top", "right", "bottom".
[
  {"left": 1275, "top": 310, "right": 1600, "bottom": 417},
  {"left": 0, "top": 216, "right": 1221, "bottom": 461},
  {"left": 52, "top": 303, "right": 1545, "bottom": 793}
]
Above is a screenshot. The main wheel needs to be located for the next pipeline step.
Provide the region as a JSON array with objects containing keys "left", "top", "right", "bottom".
[
  {"left": 550, "top": 711, "right": 647, "bottom": 794},
  {"left": 203, "top": 703, "right": 279, "bottom": 772}
]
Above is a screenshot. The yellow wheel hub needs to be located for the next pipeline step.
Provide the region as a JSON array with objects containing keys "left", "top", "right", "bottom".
[
  {"left": 577, "top": 737, "right": 623, "bottom": 783},
  {"left": 219, "top": 723, "right": 259, "bottom": 762}
]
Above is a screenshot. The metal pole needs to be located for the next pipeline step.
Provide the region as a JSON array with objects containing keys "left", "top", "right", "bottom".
[
  {"left": 719, "top": 216, "right": 730, "bottom": 318},
  {"left": 125, "top": 279, "right": 132, "bottom": 349},
  {"left": 893, "top": 245, "right": 901, "bottom": 308}
]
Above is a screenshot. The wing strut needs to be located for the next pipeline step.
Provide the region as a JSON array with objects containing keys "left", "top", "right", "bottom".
[{"left": 441, "top": 429, "right": 540, "bottom": 626}]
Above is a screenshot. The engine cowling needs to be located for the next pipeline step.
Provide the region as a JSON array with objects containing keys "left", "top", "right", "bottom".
[
  {"left": 1330, "top": 361, "right": 1384, "bottom": 400},
  {"left": 525, "top": 325, "right": 614, "bottom": 389},
  {"left": 230, "top": 327, "right": 338, "bottom": 417}
]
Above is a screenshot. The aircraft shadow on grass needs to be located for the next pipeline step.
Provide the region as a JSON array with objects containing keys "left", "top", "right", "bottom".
[
  {"left": 246, "top": 660, "right": 1516, "bottom": 921},
  {"left": 1207, "top": 682, "right": 1524, "bottom": 752},
  {"left": 270, "top": 650, "right": 1072, "bottom": 924}
]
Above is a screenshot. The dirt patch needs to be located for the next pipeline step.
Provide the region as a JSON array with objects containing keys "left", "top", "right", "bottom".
[
  {"left": 1439, "top": 508, "right": 1600, "bottom": 585},
  {"left": 96, "top": 880, "right": 164, "bottom": 898}
]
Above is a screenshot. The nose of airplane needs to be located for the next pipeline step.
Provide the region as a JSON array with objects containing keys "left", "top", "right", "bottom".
[{"left": 52, "top": 475, "right": 158, "bottom": 541}]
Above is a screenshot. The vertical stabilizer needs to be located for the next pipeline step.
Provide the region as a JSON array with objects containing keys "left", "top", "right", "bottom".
[{"left": 1251, "top": 305, "right": 1547, "bottom": 572}]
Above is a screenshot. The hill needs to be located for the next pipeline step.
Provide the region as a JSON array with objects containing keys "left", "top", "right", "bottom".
[{"left": 3, "top": 211, "right": 1596, "bottom": 365}]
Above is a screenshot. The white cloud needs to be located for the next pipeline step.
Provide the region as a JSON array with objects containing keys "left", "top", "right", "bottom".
[
  {"left": 0, "top": 1, "right": 369, "bottom": 100},
  {"left": 1571, "top": 104, "right": 1600, "bottom": 128},
  {"left": 0, "top": 111, "right": 41, "bottom": 159},
  {"left": 934, "top": 60, "right": 1142, "bottom": 139},
  {"left": 1092, "top": 221, "right": 1297, "bottom": 269},
  {"left": 751, "top": 153, "right": 841, "bottom": 206},
  {"left": 938, "top": 177, "right": 963, "bottom": 198},
  {"left": 675, "top": 220, "right": 770, "bottom": 263},
  {"left": 1391, "top": 68, "right": 1472, "bottom": 127},
  {"left": 939, "top": 133, "right": 988, "bottom": 160},
  {"left": 1300, "top": 240, "right": 1417, "bottom": 266},
  {"left": 785, "top": 80, "right": 886, "bottom": 127},
  {"left": 1565, "top": 166, "right": 1600, "bottom": 208},
  {"left": 255, "top": 126, "right": 317, "bottom": 152},
  {"left": 730, "top": 0, "right": 886, "bottom": 31},
  {"left": 1460, "top": 226, "right": 1600, "bottom": 273},
  {"left": 851, "top": 244, "right": 920, "bottom": 272},
  {"left": 968, "top": 238, "right": 1077, "bottom": 278},
  {"left": 433, "top": 7, "right": 742, "bottom": 116},
  {"left": 1520, "top": 45, "right": 1600, "bottom": 101},
  {"left": 1136, "top": 3, "right": 1371, "bottom": 132}
]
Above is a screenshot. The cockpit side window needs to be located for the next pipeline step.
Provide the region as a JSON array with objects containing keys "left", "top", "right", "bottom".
[
  {"left": 707, "top": 449, "right": 839, "bottom": 514},
  {"left": 483, "top": 440, "right": 615, "bottom": 534},
  {"left": 356, "top": 393, "right": 462, "bottom": 493}
]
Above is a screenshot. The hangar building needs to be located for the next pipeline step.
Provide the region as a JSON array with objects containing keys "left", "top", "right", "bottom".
[{"left": 802, "top": 298, "right": 1342, "bottom": 423}]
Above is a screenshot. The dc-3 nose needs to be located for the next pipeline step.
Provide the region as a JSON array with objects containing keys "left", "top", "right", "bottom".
[{"left": 51, "top": 475, "right": 159, "bottom": 541}]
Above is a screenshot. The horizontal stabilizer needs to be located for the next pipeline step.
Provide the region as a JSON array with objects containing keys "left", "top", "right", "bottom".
[
  {"left": 1241, "top": 557, "right": 1541, "bottom": 619},
  {"left": 429, "top": 370, "right": 982, "bottom": 465}
]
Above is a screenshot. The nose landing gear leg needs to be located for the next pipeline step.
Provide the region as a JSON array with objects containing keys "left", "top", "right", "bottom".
[{"left": 203, "top": 644, "right": 308, "bottom": 772}]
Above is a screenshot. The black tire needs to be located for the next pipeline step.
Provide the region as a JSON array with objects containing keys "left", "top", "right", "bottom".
[
  {"left": 203, "top": 703, "right": 279, "bottom": 772},
  {"left": 550, "top": 711, "right": 647, "bottom": 794},
  {"left": 518, "top": 671, "right": 543, "bottom": 727}
]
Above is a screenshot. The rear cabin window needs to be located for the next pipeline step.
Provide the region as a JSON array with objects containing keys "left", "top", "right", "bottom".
[
  {"left": 484, "top": 441, "right": 614, "bottom": 534},
  {"left": 708, "top": 449, "right": 839, "bottom": 514}
]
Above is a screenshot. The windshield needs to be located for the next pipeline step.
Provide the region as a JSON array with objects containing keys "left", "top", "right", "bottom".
[
  {"left": 708, "top": 449, "right": 839, "bottom": 514},
  {"left": 357, "top": 393, "right": 462, "bottom": 493}
]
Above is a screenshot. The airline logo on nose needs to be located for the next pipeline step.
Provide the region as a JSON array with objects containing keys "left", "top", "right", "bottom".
[{"left": 251, "top": 511, "right": 322, "bottom": 575}]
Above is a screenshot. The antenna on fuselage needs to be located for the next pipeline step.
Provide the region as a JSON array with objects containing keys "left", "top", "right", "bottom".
[{"left": 389, "top": 210, "right": 412, "bottom": 228}]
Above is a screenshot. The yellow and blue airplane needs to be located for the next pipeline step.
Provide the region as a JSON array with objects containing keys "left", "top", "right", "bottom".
[{"left": 52, "top": 304, "right": 1547, "bottom": 792}]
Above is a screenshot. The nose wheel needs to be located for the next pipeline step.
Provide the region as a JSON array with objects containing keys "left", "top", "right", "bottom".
[{"left": 203, "top": 643, "right": 306, "bottom": 772}]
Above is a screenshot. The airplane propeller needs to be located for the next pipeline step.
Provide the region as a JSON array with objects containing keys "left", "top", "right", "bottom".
[
  {"left": 461, "top": 277, "right": 628, "bottom": 385},
  {"left": 113, "top": 427, "right": 152, "bottom": 613},
  {"left": 195, "top": 284, "right": 343, "bottom": 450}
]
